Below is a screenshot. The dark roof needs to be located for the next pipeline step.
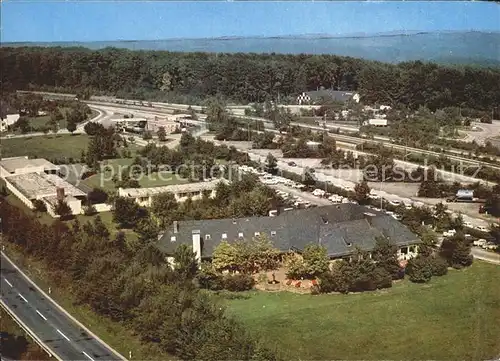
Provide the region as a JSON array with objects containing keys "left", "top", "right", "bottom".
[
  {"left": 303, "top": 90, "right": 357, "bottom": 103},
  {"left": 157, "top": 204, "right": 420, "bottom": 258}
]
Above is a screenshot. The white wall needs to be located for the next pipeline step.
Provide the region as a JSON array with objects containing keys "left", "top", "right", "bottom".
[
  {"left": 397, "top": 245, "right": 419, "bottom": 261},
  {"left": 44, "top": 198, "right": 82, "bottom": 218},
  {"left": 192, "top": 233, "right": 202, "bottom": 265},
  {"left": 93, "top": 203, "right": 112, "bottom": 212},
  {"left": 67, "top": 198, "right": 82, "bottom": 216},
  {"left": 4, "top": 177, "right": 34, "bottom": 209}
]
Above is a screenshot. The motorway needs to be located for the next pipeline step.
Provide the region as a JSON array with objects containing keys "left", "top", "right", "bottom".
[{"left": 0, "top": 252, "right": 124, "bottom": 361}]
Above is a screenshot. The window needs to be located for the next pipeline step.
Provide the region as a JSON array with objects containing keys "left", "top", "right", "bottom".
[
  {"left": 238, "top": 232, "right": 244, "bottom": 238},
  {"left": 170, "top": 236, "right": 176, "bottom": 242},
  {"left": 222, "top": 233, "right": 227, "bottom": 239},
  {"left": 401, "top": 247, "right": 408, "bottom": 254},
  {"left": 254, "top": 232, "right": 260, "bottom": 237},
  {"left": 271, "top": 231, "right": 277, "bottom": 236},
  {"left": 205, "top": 234, "right": 211, "bottom": 240}
]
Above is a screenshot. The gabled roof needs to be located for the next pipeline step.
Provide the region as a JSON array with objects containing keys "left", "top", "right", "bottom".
[{"left": 157, "top": 204, "right": 420, "bottom": 258}]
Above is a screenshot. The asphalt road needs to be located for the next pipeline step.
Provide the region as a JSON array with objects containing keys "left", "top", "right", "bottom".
[
  {"left": 471, "top": 247, "right": 500, "bottom": 265},
  {"left": 0, "top": 253, "right": 123, "bottom": 361}
]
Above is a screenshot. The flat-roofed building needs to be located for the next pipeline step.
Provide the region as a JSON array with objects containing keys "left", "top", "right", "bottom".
[
  {"left": 118, "top": 179, "right": 227, "bottom": 207},
  {"left": 3, "top": 172, "right": 86, "bottom": 217},
  {"left": 0, "top": 156, "right": 60, "bottom": 177}
]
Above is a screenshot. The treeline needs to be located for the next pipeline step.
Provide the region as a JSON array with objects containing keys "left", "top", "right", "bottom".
[
  {"left": 1, "top": 47, "right": 499, "bottom": 111},
  {"left": 2, "top": 92, "right": 92, "bottom": 134},
  {"left": 0, "top": 201, "right": 280, "bottom": 361},
  {"left": 111, "top": 174, "right": 286, "bottom": 241}
]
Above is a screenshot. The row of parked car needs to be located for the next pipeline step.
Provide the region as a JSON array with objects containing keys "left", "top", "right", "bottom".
[{"left": 238, "top": 165, "right": 315, "bottom": 208}]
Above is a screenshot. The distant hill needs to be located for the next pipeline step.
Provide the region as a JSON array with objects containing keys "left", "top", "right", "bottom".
[{"left": 4, "top": 31, "right": 500, "bottom": 66}]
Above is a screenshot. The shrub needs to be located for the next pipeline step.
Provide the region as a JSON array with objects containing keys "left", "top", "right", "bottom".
[
  {"left": 196, "top": 262, "right": 224, "bottom": 291},
  {"left": 373, "top": 267, "right": 393, "bottom": 289},
  {"left": 318, "top": 262, "right": 351, "bottom": 294},
  {"left": 87, "top": 187, "right": 108, "bottom": 204},
  {"left": 83, "top": 204, "right": 97, "bottom": 216},
  {"left": 406, "top": 256, "right": 433, "bottom": 283},
  {"left": 310, "top": 284, "right": 321, "bottom": 295},
  {"left": 430, "top": 256, "right": 449, "bottom": 276},
  {"left": 222, "top": 273, "right": 255, "bottom": 292}
]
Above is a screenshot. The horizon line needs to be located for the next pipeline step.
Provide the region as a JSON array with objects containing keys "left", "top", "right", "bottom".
[{"left": 4, "top": 29, "right": 500, "bottom": 44}]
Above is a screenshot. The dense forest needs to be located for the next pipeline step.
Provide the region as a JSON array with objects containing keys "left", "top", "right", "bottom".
[{"left": 1, "top": 47, "right": 499, "bottom": 112}]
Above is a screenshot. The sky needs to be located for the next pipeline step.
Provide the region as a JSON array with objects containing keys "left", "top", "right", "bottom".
[{"left": 2, "top": 1, "right": 499, "bottom": 43}]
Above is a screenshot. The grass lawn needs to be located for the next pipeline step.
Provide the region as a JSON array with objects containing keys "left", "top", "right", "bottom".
[
  {"left": 1, "top": 134, "right": 89, "bottom": 161},
  {"left": 83, "top": 157, "right": 188, "bottom": 191},
  {"left": 224, "top": 262, "right": 500, "bottom": 360},
  {"left": 14, "top": 108, "right": 99, "bottom": 133}
]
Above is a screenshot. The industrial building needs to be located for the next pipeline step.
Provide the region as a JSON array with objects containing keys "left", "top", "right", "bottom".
[{"left": 117, "top": 179, "right": 227, "bottom": 207}]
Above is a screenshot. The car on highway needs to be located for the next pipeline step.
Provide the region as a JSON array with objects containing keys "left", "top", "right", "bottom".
[
  {"left": 389, "top": 200, "right": 401, "bottom": 207},
  {"left": 288, "top": 161, "right": 297, "bottom": 167}
]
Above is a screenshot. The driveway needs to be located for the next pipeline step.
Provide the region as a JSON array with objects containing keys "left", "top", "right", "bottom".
[{"left": 471, "top": 247, "right": 500, "bottom": 265}]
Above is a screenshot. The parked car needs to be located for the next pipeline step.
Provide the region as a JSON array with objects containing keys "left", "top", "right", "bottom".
[
  {"left": 473, "top": 239, "right": 487, "bottom": 247},
  {"left": 475, "top": 225, "right": 489, "bottom": 232},
  {"left": 288, "top": 161, "right": 297, "bottom": 167}
]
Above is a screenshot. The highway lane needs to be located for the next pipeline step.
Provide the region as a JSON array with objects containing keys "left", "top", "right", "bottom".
[{"left": 0, "top": 253, "right": 123, "bottom": 361}]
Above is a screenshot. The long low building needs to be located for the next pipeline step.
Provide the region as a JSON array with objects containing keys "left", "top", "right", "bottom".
[
  {"left": 118, "top": 179, "right": 228, "bottom": 207},
  {"left": 158, "top": 203, "right": 421, "bottom": 263},
  {"left": 3, "top": 172, "right": 86, "bottom": 217}
]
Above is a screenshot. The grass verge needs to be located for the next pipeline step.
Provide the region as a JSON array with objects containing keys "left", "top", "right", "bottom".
[{"left": 224, "top": 262, "right": 500, "bottom": 360}]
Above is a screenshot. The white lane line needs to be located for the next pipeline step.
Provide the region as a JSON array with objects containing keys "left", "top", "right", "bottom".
[
  {"left": 3, "top": 278, "right": 13, "bottom": 287},
  {"left": 57, "top": 329, "right": 71, "bottom": 342},
  {"left": 18, "top": 293, "right": 28, "bottom": 303},
  {"left": 36, "top": 309, "right": 47, "bottom": 321},
  {"left": 82, "top": 351, "right": 96, "bottom": 361}
]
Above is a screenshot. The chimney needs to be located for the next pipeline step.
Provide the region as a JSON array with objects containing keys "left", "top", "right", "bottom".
[
  {"left": 192, "top": 230, "right": 201, "bottom": 265},
  {"left": 56, "top": 187, "right": 65, "bottom": 201},
  {"left": 173, "top": 221, "right": 179, "bottom": 234}
]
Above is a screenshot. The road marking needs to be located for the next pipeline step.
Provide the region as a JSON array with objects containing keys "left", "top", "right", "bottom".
[
  {"left": 3, "top": 278, "right": 13, "bottom": 287},
  {"left": 18, "top": 293, "right": 28, "bottom": 303},
  {"left": 82, "top": 351, "right": 96, "bottom": 361},
  {"left": 36, "top": 310, "right": 47, "bottom": 321},
  {"left": 57, "top": 329, "right": 71, "bottom": 342}
]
